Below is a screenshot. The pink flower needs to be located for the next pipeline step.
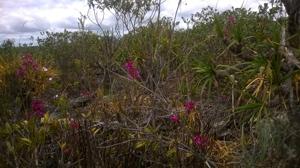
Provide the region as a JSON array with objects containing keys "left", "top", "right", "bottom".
[
  {"left": 124, "top": 60, "right": 134, "bottom": 70},
  {"left": 184, "top": 100, "right": 195, "bottom": 113},
  {"left": 16, "top": 65, "right": 26, "bottom": 77},
  {"left": 169, "top": 114, "right": 180, "bottom": 123},
  {"left": 193, "top": 134, "right": 209, "bottom": 149},
  {"left": 123, "top": 60, "right": 141, "bottom": 80},
  {"left": 69, "top": 118, "right": 80, "bottom": 129},
  {"left": 80, "top": 91, "right": 92, "bottom": 97},
  {"left": 22, "top": 54, "right": 39, "bottom": 71},
  {"left": 227, "top": 15, "right": 236, "bottom": 26},
  {"left": 16, "top": 53, "right": 39, "bottom": 78},
  {"left": 31, "top": 99, "right": 45, "bottom": 117},
  {"left": 63, "top": 146, "right": 72, "bottom": 156}
]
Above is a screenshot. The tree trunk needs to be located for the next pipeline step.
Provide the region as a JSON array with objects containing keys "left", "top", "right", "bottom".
[
  {"left": 281, "top": 1, "right": 300, "bottom": 165},
  {"left": 282, "top": 0, "right": 300, "bottom": 48}
]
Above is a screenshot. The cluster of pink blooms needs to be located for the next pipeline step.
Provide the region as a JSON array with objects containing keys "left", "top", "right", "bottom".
[
  {"left": 31, "top": 99, "right": 46, "bottom": 118},
  {"left": 80, "top": 90, "right": 92, "bottom": 98},
  {"left": 184, "top": 100, "right": 196, "bottom": 113},
  {"left": 193, "top": 134, "right": 209, "bottom": 149},
  {"left": 223, "top": 15, "right": 236, "bottom": 40},
  {"left": 169, "top": 100, "right": 196, "bottom": 123},
  {"left": 69, "top": 118, "right": 80, "bottom": 129},
  {"left": 123, "top": 60, "right": 141, "bottom": 80},
  {"left": 63, "top": 146, "right": 72, "bottom": 156},
  {"left": 227, "top": 15, "right": 236, "bottom": 26},
  {"left": 169, "top": 114, "right": 180, "bottom": 123},
  {"left": 169, "top": 101, "right": 210, "bottom": 149},
  {"left": 16, "top": 53, "right": 39, "bottom": 78}
]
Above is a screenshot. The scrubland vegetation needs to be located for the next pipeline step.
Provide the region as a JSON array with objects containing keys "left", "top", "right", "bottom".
[{"left": 1, "top": 0, "right": 300, "bottom": 167}]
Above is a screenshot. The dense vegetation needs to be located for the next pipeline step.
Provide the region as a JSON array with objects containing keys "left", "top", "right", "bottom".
[{"left": 1, "top": 0, "right": 300, "bottom": 167}]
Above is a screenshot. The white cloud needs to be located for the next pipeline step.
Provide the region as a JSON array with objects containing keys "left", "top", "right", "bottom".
[{"left": 0, "top": 0, "right": 88, "bottom": 39}]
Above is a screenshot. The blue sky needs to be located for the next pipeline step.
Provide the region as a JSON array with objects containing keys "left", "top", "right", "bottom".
[{"left": 0, "top": 0, "right": 269, "bottom": 44}]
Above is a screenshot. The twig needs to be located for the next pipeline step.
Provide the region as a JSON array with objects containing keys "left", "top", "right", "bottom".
[{"left": 97, "top": 139, "right": 144, "bottom": 149}]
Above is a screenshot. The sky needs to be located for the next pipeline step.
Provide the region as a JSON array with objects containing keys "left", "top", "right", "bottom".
[{"left": 0, "top": 0, "right": 269, "bottom": 45}]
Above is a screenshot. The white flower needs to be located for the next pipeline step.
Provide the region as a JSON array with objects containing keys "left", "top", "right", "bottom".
[
  {"left": 43, "top": 67, "right": 48, "bottom": 72},
  {"left": 49, "top": 77, "right": 53, "bottom": 81}
]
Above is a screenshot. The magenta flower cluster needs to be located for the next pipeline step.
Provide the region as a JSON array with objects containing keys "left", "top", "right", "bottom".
[
  {"left": 69, "top": 118, "right": 80, "bottom": 129},
  {"left": 31, "top": 99, "right": 46, "bottom": 118},
  {"left": 169, "top": 114, "right": 180, "bottom": 123},
  {"left": 227, "top": 15, "right": 236, "bottom": 26},
  {"left": 123, "top": 60, "right": 141, "bottom": 80},
  {"left": 16, "top": 54, "right": 39, "bottom": 78},
  {"left": 169, "top": 100, "right": 196, "bottom": 124},
  {"left": 169, "top": 100, "right": 210, "bottom": 149},
  {"left": 80, "top": 90, "right": 92, "bottom": 98},
  {"left": 193, "top": 134, "right": 209, "bottom": 149},
  {"left": 223, "top": 15, "right": 236, "bottom": 40},
  {"left": 184, "top": 100, "right": 196, "bottom": 113}
]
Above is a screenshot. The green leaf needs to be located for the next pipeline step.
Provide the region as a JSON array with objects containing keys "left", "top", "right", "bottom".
[
  {"left": 91, "top": 128, "right": 100, "bottom": 136},
  {"left": 5, "top": 123, "right": 12, "bottom": 134},
  {"left": 20, "top": 137, "right": 32, "bottom": 146},
  {"left": 6, "top": 141, "right": 14, "bottom": 153},
  {"left": 135, "top": 141, "right": 146, "bottom": 149},
  {"left": 185, "top": 152, "right": 193, "bottom": 158},
  {"left": 235, "top": 103, "right": 262, "bottom": 113},
  {"left": 166, "top": 147, "right": 176, "bottom": 157}
]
